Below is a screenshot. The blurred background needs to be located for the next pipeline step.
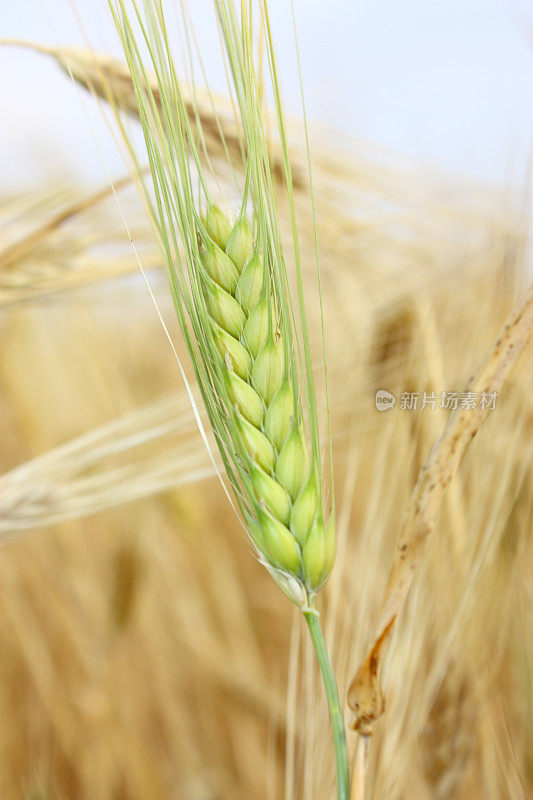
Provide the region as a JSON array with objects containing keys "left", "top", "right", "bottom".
[
  {"left": 1, "top": 2, "right": 533, "bottom": 800},
  {"left": 2, "top": 0, "right": 533, "bottom": 191}
]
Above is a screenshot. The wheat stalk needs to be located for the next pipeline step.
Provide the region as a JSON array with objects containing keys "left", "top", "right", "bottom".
[
  {"left": 102, "top": 0, "right": 348, "bottom": 796},
  {"left": 104, "top": 0, "right": 334, "bottom": 609},
  {"left": 0, "top": 177, "right": 160, "bottom": 305},
  {"left": 347, "top": 283, "right": 533, "bottom": 798}
]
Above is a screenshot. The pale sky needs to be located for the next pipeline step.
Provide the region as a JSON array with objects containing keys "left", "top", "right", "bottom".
[{"left": 1, "top": 0, "right": 533, "bottom": 192}]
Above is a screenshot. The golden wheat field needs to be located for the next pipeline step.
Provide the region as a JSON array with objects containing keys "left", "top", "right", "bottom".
[{"left": 1, "top": 3, "right": 533, "bottom": 799}]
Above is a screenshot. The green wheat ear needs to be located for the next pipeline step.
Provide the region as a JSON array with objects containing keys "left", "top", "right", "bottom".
[
  {"left": 107, "top": 0, "right": 336, "bottom": 608},
  {"left": 197, "top": 206, "right": 334, "bottom": 602},
  {"left": 108, "top": 1, "right": 347, "bottom": 795}
]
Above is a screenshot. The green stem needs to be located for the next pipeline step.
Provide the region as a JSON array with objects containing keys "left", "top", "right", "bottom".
[{"left": 303, "top": 606, "right": 350, "bottom": 800}]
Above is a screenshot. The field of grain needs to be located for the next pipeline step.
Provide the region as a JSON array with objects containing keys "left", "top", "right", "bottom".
[{"left": 1, "top": 10, "right": 533, "bottom": 800}]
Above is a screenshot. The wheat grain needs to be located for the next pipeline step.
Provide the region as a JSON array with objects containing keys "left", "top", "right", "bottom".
[{"left": 199, "top": 203, "right": 335, "bottom": 599}]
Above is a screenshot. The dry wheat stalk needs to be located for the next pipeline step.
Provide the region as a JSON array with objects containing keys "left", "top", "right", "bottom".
[
  {"left": 0, "top": 393, "right": 215, "bottom": 535},
  {"left": 0, "top": 179, "right": 159, "bottom": 305},
  {"left": 0, "top": 174, "right": 132, "bottom": 270},
  {"left": 1, "top": 41, "right": 306, "bottom": 191},
  {"left": 347, "top": 283, "right": 533, "bottom": 796}
]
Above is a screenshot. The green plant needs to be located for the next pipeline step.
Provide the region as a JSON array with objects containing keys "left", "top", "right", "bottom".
[{"left": 106, "top": 0, "right": 348, "bottom": 796}]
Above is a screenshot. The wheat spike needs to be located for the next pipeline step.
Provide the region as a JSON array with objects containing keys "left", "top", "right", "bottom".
[
  {"left": 201, "top": 203, "right": 334, "bottom": 601},
  {"left": 96, "top": 0, "right": 336, "bottom": 609},
  {"left": 98, "top": 3, "right": 347, "bottom": 794}
]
